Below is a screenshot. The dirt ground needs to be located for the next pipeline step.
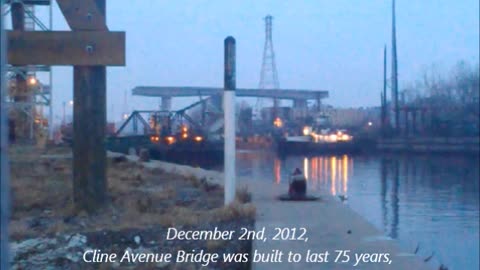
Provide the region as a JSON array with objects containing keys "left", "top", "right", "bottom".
[{"left": 8, "top": 145, "right": 254, "bottom": 269}]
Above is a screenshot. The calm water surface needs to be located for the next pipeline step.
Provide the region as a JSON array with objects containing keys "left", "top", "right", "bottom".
[{"left": 233, "top": 151, "right": 479, "bottom": 270}]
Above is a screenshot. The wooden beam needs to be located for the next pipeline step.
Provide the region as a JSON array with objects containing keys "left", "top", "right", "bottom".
[
  {"left": 56, "top": 0, "right": 108, "bottom": 31},
  {"left": 73, "top": 66, "right": 107, "bottom": 211},
  {"left": 7, "top": 30, "right": 125, "bottom": 66},
  {"left": 5, "top": 0, "right": 51, "bottom": 5},
  {"left": 72, "top": 0, "right": 108, "bottom": 213}
]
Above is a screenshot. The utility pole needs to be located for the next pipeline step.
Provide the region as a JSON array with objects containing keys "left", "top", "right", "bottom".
[
  {"left": 224, "top": 36, "right": 236, "bottom": 205},
  {"left": 382, "top": 45, "right": 388, "bottom": 136},
  {"left": 258, "top": 15, "right": 280, "bottom": 120},
  {"left": 1, "top": 1, "right": 11, "bottom": 267},
  {"left": 391, "top": 0, "right": 400, "bottom": 133}
]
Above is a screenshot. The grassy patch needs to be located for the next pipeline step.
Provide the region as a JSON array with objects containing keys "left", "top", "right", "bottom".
[{"left": 9, "top": 145, "right": 255, "bottom": 240}]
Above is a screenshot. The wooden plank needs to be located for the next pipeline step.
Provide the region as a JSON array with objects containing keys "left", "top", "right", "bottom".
[
  {"left": 5, "top": 0, "right": 51, "bottom": 5},
  {"left": 7, "top": 30, "right": 125, "bottom": 66},
  {"left": 56, "top": 0, "right": 108, "bottom": 31}
]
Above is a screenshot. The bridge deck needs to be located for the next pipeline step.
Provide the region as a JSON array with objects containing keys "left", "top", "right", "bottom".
[{"left": 132, "top": 86, "right": 329, "bottom": 100}]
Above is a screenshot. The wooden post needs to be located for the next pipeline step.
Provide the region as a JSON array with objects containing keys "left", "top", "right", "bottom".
[
  {"left": 5, "top": 0, "right": 124, "bottom": 213},
  {"left": 72, "top": 0, "right": 107, "bottom": 212},
  {"left": 224, "top": 36, "right": 236, "bottom": 205}
]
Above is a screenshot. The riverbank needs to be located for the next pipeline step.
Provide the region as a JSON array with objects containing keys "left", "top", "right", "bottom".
[
  {"left": 377, "top": 137, "right": 479, "bottom": 154},
  {"left": 8, "top": 146, "right": 254, "bottom": 269}
]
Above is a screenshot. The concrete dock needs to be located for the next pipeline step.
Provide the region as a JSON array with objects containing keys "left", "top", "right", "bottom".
[{"left": 247, "top": 179, "right": 434, "bottom": 270}]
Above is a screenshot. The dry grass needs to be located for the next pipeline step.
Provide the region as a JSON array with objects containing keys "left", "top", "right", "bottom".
[{"left": 8, "top": 145, "right": 255, "bottom": 240}]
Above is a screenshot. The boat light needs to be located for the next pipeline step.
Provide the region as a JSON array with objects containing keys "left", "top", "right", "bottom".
[
  {"left": 165, "top": 136, "right": 176, "bottom": 144},
  {"left": 303, "top": 126, "right": 312, "bottom": 136}
]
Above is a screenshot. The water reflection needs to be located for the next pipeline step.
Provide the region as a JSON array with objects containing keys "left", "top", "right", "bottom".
[
  {"left": 274, "top": 158, "right": 281, "bottom": 184},
  {"left": 233, "top": 151, "right": 479, "bottom": 270},
  {"left": 380, "top": 158, "right": 400, "bottom": 239}
]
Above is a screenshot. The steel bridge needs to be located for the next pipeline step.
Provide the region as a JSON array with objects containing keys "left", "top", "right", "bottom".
[{"left": 132, "top": 86, "right": 329, "bottom": 111}]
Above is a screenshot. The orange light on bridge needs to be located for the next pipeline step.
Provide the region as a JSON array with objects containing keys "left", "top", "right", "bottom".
[
  {"left": 182, "top": 133, "right": 188, "bottom": 139},
  {"left": 27, "top": 76, "right": 37, "bottom": 86},
  {"left": 273, "top": 117, "right": 283, "bottom": 128},
  {"left": 194, "top": 136, "right": 203, "bottom": 142},
  {"left": 165, "top": 136, "right": 176, "bottom": 144}
]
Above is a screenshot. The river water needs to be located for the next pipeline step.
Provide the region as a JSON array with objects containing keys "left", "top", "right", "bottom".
[{"left": 231, "top": 150, "right": 479, "bottom": 270}]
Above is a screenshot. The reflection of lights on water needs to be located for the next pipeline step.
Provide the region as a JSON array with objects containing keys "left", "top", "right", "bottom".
[
  {"left": 298, "top": 155, "right": 352, "bottom": 194},
  {"left": 274, "top": 159, "right": 281, "bottom": 184},
  {"left": 324, "top": 158, "right": 328, "bottom": 185},
  {"left": 319, "top": 157, "right": 324, "bottom": 184},
  {"left": 342, "top": 155, "right": 349, "bottom": 194},
  {"left": 331, "top": 157, "right": 337, "bottom": 195},
  {"left": 304, "top": 158, "right": 309, "bottom": 180}
]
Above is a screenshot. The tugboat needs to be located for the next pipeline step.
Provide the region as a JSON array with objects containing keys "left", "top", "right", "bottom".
[{"left": 277, "top": 126, "right": 360, "bottom": 155}]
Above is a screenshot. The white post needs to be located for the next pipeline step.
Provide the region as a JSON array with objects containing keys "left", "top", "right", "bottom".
[
  {"left": 1, "top": 1, "right": 11, "bottom": 268},
  {"left": 224, "top": 36, "right": 236, "bottom": 205}
]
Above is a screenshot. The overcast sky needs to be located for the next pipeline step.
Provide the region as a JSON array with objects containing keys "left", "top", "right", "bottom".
[{"left": 9, "top": 0, "right": 480, "bottom": 123}]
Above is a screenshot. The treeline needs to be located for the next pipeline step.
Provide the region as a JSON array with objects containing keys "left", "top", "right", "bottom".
[{"left": 401, "top": 60, "right": 479, "bottom": 136}]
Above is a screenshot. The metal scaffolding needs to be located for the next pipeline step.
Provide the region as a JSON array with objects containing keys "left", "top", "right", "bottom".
[{"left": 3, "top": 0, "right": 53, "bottom": 141}]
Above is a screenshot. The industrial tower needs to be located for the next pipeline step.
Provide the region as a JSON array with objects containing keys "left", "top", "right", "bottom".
[
  {"left": 3, "top": 1, "right": 53, "bottom": 142},
  {"left": 257, "top": 15, "right": 280, "bottom": 117}
]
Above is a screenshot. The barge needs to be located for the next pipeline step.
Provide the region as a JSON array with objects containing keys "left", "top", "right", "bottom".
[{"left": 276, "top": 128, "right": 362, "bottom": 155}]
